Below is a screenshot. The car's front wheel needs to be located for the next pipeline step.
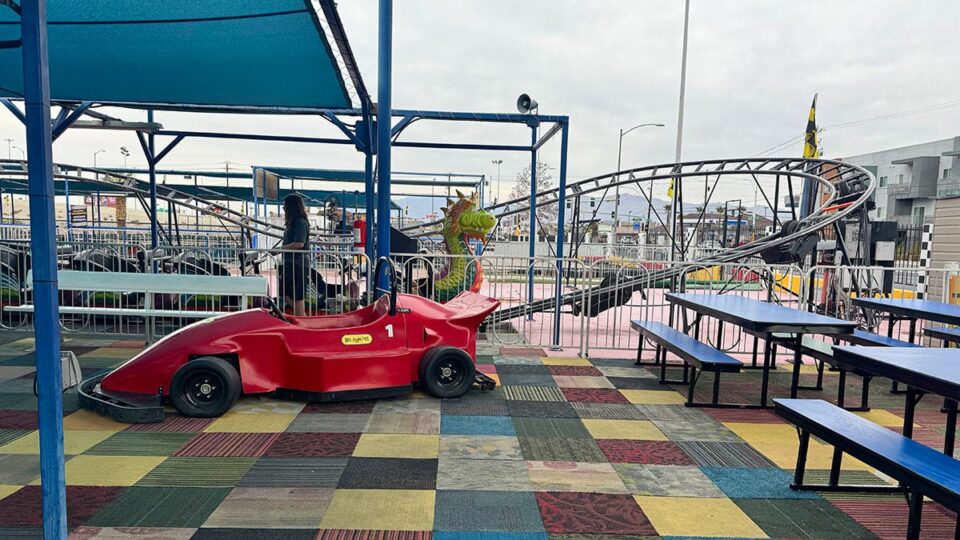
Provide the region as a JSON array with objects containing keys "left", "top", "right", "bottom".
[
  {"left": 170, "top": 357, "right": 241, "bottom": 417},
  {"left": 419, "top": 347, "right": 476, "bottom": 399}
]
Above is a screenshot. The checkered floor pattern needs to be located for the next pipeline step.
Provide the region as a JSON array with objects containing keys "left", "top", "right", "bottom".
[{"left": 1, "top": 334, "right": 958, "bottom": 539}]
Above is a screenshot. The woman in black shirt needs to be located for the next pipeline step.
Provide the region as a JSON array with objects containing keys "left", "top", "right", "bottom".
[{"left": 280, "top": 194, "right": 311, "bottom": 316}]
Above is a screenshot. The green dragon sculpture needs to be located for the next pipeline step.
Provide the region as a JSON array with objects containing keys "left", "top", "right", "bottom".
[{"left": 428, "top": 191, "right": 496, "bottom": 302}]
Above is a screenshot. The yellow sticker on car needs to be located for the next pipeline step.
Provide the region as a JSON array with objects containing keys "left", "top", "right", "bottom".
[{"left": 341, "top": 334, "right": 373, "bottom": 345}]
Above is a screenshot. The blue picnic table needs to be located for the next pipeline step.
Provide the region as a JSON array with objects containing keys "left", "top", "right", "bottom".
[
  {"left": 853, "top": 297, "right": 960, "bottom": 341},
  {"left": 852, "top": 297, "right": 960, "bottom": 391},
  {"left": 833, "top": 346, "right": 960, "bottom": 456},
  {"left": 666, "top": 293, "right": 856, "bottom": 407}
]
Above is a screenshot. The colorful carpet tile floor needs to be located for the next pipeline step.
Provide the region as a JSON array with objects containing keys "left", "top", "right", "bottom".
[{"left": 0, "top": 334, "right": 958, "bottom": 539}]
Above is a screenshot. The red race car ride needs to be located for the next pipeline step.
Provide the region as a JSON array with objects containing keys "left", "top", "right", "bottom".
[{"left": 79, "top": 264, "right": 499, "bottom": 423}]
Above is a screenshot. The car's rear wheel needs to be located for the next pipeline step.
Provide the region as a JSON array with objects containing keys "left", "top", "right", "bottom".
[
  {"left": 170, "top": 357, "right": 241, "bottom": 417},
  {"left": 419, "top": 347, "right": 476, "bottom": 399}
]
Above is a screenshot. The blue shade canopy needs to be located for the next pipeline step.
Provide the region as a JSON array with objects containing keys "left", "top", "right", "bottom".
[{"left": 0, "top": 0, "right": 353, "bottom": 110}]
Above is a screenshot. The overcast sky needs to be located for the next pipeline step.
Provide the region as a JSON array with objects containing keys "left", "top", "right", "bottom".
[{"left": 2, "top": 0, "right": 959, "bottom": 204}]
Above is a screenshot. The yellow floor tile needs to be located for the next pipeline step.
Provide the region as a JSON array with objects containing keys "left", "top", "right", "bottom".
[
  {"left": 582, "top": 419, "right": 667, "bottom": 441},
  {"left": 33, "top": 455, "right": 164, "bottom": 486},
  {"left": 352, "top": 434, "right": 439, "bottom": 458},
  {"left": 540, "top": 357, "right": 591, "bottom": 366},
  {"left": 636, "top": 495, "right": 767, "bottom": 538},
  {"left": 0, "top": 431, "right": 112, "bottom": 455},
  {"left": 749, "top": 440, "right": 872, "bottom": 471},
  {"left": 854, "top": 409, "right": 905, "bottom": 427},
  {"left": 204, "top": 411, "right": 296, "bottom": 433},
  {"left": 723, "top": 422, "right": 798, "bottom": 445},
  {"left": 619, "top": 389, "right": 687, "bottom": 405},
  {"left": 319, "top": 489, "right": 435, "bottom": 530},
  {"left": 0, "top": 485, "right": 21, "bottom": 501},
  {"left": 231, "top": 397, "right": 305, "bottom": 415},
  {"left": 62, "top": 410, "right": 128, "bottom": 432},
  {"left": 553, "top": 375, "right": 614, "bottom": 389}
]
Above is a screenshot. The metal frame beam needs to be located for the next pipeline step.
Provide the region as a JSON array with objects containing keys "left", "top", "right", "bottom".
[
  {"left": 20, "top": 1, "right": 67, "bottom": 536},
  {"left": 375, "top": 0, "right": 393, "bottom": 292},
  {"left": 50, "top": 100, "right": 91, "bottom": 140},
  {"left": 1, "top": 97, "right": 26, "bottom": 124}
]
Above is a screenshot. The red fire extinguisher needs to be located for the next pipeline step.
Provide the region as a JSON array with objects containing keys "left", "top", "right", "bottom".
[{"left": 354, "top": 218, "right": 366, "bottom": 248}]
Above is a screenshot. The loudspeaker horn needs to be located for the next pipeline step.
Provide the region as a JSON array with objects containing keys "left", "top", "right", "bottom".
[{"left": 517, "top": 94, "right": 538, "bottom": 114}]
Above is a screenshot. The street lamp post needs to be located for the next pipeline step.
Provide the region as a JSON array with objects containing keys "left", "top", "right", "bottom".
[
  {"left": 491, "top": 159, "right": 503, "bottom": 204},
  {"left": 12, "top": 146, "right": 24, "bottom": 159},
  {"left": 93, "top": 149, "right": 105, "bottom": 227},
  {"left": 3, "top": 138, "right": 12, "bottom": 159},
  {"left": 612, "top": 123, "right": 664, "bottom": 245}
]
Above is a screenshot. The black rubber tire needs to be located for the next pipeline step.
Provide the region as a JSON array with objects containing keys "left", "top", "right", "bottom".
[
  {"left": 419, "top": 346, "right": 476, "bottom": 399},
  {"left": 170, "top": 357, "right": 241, "bottom": 418}
]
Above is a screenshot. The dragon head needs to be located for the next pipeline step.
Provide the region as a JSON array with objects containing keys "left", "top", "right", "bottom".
[{"left": 441, "top": 191, "right": 496, "bottom": 242}]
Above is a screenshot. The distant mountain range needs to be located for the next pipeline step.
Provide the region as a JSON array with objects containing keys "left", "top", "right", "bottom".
[{"left": 395, "top": 193, "right": 772, "bottom": 223}]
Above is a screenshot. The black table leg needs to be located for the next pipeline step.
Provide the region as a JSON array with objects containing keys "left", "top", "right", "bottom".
[
  {"left": 715, "top": 320, "right": 724, "bottom": 351},
  {"left": 760, "top": 337, "right": 772, "bottom": 408},
  {"left": 944, "top": 399, "right": 957, "bottom": 457},
  {"left": 903, "top": 387, "right": 921, "bottom": 440},
  {"left": 751, "top": 335, "right": 759, "bottom": 368},
  {"left": 789, "top": 334, "right": 803, "bottom": 399},
  {"left": 634, "top": 335, "right": 644, "bottom": 366}
]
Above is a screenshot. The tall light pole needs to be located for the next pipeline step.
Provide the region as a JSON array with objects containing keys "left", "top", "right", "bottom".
[
  {"left": 120, "top": 146, "right": 130, "bottom": 168},
  {"left": 12, "top": 146, "right": 25, "bottom": 159},
  {"left": 93, "top": 150, "right": 105, "bottom": 226},
  {"left": 491, "top": 159, "right": 503, "bottom": 204},
  {"left": 669, "top": 0, "right": 691, "bottom": 261},
  {"left": 3, "top": 138, "right": 12, "bottom": 159},
  {"left": 612, "top": 123, "right": 664, "bottom": 245}
]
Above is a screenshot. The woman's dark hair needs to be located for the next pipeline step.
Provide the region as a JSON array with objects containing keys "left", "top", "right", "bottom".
[{"left": 283, "top": 194, "right": 308, "bottom": 226}]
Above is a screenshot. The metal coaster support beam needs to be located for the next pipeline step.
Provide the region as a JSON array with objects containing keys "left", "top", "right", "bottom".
[
  {"left": 375, "top": 0, "right": 393, "bottom": 293},
  {"left": 20, "top": 0, "right": 67, "bottom": 536},
  {"left": 527, "top": 124, "right": 538, "bottom": 315},
  {"left": 551, "top": 120, "right": 570, "bottom": 349}
]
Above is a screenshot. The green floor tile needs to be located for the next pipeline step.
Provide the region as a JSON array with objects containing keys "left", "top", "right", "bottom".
[
  {"left": 136, "top": 457, "right": 256, "bottom": 487},
  {"left": 0, "top": 429, "right": 31, "bottom": 446},
  {"left": 86, "top": 432, "right": 195, "bottom": 456},
  {"left": 735, "top": 498, "right": 877, "bottom": 539},
  {"left": 87, "top": 487, "right": 230, "bottom": 528}
]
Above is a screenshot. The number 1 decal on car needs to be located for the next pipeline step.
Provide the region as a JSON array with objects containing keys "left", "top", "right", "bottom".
[{"left": 385, "top": 324, "right": 394, "bottom": 338}]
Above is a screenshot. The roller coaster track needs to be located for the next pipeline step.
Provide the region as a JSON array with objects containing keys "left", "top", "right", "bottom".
[
  {"left": 2, "top": 157, "right": 875, "bottom": 324},
  {"left": 399, "top": 157, "right": 875, "bottom": 322},
  {"left": 0, "top": 161, "right": 287, "bottom": 242}
]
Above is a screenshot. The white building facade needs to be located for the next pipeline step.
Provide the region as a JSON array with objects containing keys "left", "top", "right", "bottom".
[{"left": 842, "top": 136, "right": 960, "bottom": 225}]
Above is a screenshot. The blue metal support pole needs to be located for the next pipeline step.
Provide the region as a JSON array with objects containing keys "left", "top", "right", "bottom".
[
  {"left": 147, "top": 111, "right": 158, "bottom": 250},
  {"left": 364, "top": 151, "right": 375, "bottom": 264},
  {"left": 551, "top": 121, "right": 569, "bottom": 349},
  {"left": 527, "top": 125, "right": 538, "bottom": 316},
  {"left": 375, "top": 0, "right": 393, "bottom": 293},
  {"left": 21, "top": 1, "right": 68, "bottom": 537}
]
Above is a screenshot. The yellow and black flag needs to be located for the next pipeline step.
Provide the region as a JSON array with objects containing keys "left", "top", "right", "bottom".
[{"left": 803, "top": 94, "right": 819, "bottom": 159}]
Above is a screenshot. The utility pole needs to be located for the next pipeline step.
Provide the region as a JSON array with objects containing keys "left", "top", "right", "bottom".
[
  {"left": 668, "top": 0, "right": 691, "bottom": 262},
  {"left": 491, "top": 159, "right": 503, "bottom": 204},
  {"left": 613, "top": 123, "right": 664, "bottom": 245}
]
